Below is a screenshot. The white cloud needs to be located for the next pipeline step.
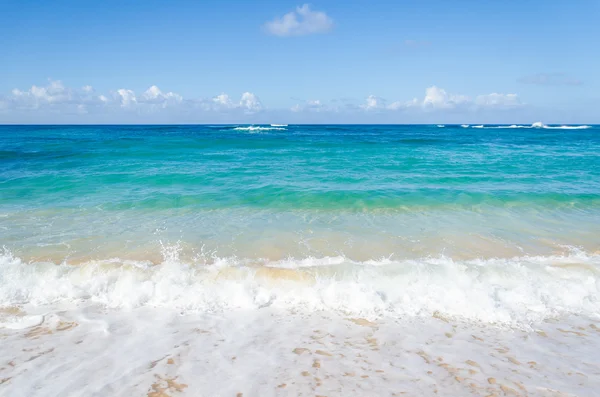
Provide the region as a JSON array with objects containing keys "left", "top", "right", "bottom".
[
  {"left": 1, "top": 80, "right": 525, "bottom": 122},
  {"left": 140, "top": 85, "right": 183, "bottom": 108},
  {"left": 361, "top": 95, "right": 387, "bottom": 111},
  {"left": 213, "top": 93, "right": 233, "bottom": 107},
  {"left": 3, "top": 80, "right": 113, "bottom": 113},
  {"left": 264, "top": 4, "right": 333, "bottom": 37},
  {"left": 34, "top": 80, "right": 71, "bottom": 103},
  {"left": 114, "top": 85, "right": 184, "bottom": 109},
  {"left": 142, "top": 85, "right": 162, "bottom": 100},
  {"left": 240, "top": 92, "right": 262, "bottom": 112},
  {"left": 208, "top": 92, "right": 262, "bottom": 113},
  {"left": 8, "top": 80, "right": 73, "bottom": 108},
  {"left": 423, "top": 86, "right": 470, "bottom": 109},
  {"left": 116, "top": 89, "right": 137, "bottom": 108}
]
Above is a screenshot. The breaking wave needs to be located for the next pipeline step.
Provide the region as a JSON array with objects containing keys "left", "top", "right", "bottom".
[
  {"left": 1, "top": 246, "right": 599, "bottom": 326},
  {"left": 468, "top": 123, "right": 592, "bottom": 130},
  {"left": 233, "top": 126, "right": 286, "bottom": 132}
]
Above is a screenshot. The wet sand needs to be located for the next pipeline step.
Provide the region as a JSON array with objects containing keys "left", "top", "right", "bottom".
[{"left": 1, "top": 306, "right": 599, "bottom": 396}]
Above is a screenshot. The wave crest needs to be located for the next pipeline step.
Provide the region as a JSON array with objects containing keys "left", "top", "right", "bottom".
[
  {"left": 233, "top": 126, "right": 286, "bottom": 132},
  {"left": 469, "top": 123, "right": 591, "bottom": 130}
]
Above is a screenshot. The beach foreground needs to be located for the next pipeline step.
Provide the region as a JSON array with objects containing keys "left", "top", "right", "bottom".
[{"left": 2, "top": 305, "right": 599, "bottom": 397}]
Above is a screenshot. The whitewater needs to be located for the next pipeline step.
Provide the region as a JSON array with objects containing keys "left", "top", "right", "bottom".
[{"left": 2, "top": 244, "right": 600, "bottom": 397}]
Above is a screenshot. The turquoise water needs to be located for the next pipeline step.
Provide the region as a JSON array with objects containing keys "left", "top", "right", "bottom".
[
  {"left": 2, "top": 124, "right": 599, "bottom": 209},
  {"left": 1, "top": 123, "right": 600, "bottom": 323},
  {"left": 1, "top": 124, "right": 599, "bottom": 262}
]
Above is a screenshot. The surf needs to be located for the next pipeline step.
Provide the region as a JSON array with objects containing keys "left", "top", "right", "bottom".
[{"left": 2, "top": 246, "right": 599, "bottom": 326}]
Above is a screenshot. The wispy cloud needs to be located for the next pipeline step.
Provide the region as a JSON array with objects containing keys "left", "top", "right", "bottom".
[
  {"left": 291, "top": 99, "right": 326, "bottom": 112},
  {"left": 264, "top": 4, "right": 333, "bottom": 37},
  {"left": 518, "top": 73, "right": 583, "bottom": 86},
  {"left": 209, "top": 92, "right": 263, "bottom": 112},
  {"left": 360, "top": 95, "right": 388, "bottom": 111},
  {"left": 362, "top": 87, "right": 521, "bottom": 112},
  {"left": 474, "top": 93, "right": 521, "bottom": 108},
  {"left": 291, "top": 87, "right": 523, "bottom": 114}
]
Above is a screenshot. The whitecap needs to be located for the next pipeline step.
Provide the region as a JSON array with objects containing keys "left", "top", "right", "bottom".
[
  {"left": 543, "top": 125, "right": 591, "bottom": 130},
  {"left": 233, "top": 126, "right": 286, "bottom": 132}
]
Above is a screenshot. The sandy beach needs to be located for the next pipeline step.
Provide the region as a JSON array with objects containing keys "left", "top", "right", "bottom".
[{"left": 2, "top": 305, "right": 599, "bottom": 396}]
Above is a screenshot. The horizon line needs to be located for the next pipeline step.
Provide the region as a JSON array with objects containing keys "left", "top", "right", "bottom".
[{"left": 0, "top": 123, "right": 597, "bottom": 126}]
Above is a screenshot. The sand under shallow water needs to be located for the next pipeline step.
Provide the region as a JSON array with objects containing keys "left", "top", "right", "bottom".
[{"left": 1, "top": 306, "right": 599, "bottom": 397}]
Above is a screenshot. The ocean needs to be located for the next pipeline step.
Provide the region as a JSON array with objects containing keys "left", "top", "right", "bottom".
[{"left": 1, "top": 123, "right": 599, "bottom": 396}]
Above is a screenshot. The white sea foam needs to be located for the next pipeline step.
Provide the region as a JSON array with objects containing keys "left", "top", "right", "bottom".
[
  {"left": 0, "top": 314, "right": 44, "bottom": 330},
  {"left": 233, "top": 126, "right": 286, "bottom": 132},
  {"left": 532, "top": 121, "right": 544, "bottom": 128},
  {"left": 543, "top": 125, "right": 591, "bottom": 130},
  {"left": 535, "top": 122, "right": 592, "bottom": 129},
  {"left": 3, "top": 305, "right": 599, "bottom": 396},
  {"left": 469, "top": 122, "right": 592, "bottom": 130},
  {"left": 1, "top": 247, "right": 599, "bottom": 326},
  {"left": 436, "top": 124, "right": 445, "bottom": 128},
  {"left": 2, "top": 246, "right": 600, "bottom": 396},
  {"left": 461, "top": 124, "right": 469, "bottom": 128},
  {"left": 265, "top": 255, "right": 347, "bottom": 268},
  {"left": 471, "top": 124, "right": 526, "bottom": 129},
  {"left": 270, "top": 123, "right": 288, "bottom": 127}
]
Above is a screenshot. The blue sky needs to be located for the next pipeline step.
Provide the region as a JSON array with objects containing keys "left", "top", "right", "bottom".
[{"left": 1, "top": 0, "right": 598, "bottom": 123}]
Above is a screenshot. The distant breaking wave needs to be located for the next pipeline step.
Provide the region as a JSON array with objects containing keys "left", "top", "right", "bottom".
[
  {"left": 233, "top": 126, "right": 286, "bottom": 132},
  {"left": 468, "top": 122, "right": 591, "bottom": 130},
  {"left": 542, "top": 125, "right": 591, "bottom": 130}
]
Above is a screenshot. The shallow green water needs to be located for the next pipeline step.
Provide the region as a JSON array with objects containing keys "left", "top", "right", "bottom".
[{"left": 1, "top": 124, "right": 599, "bottom": 261}]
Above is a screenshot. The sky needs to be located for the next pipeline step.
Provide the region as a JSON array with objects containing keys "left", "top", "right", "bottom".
[{"left": 0, "top": 0, "right": 599, "bottom": 124}]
